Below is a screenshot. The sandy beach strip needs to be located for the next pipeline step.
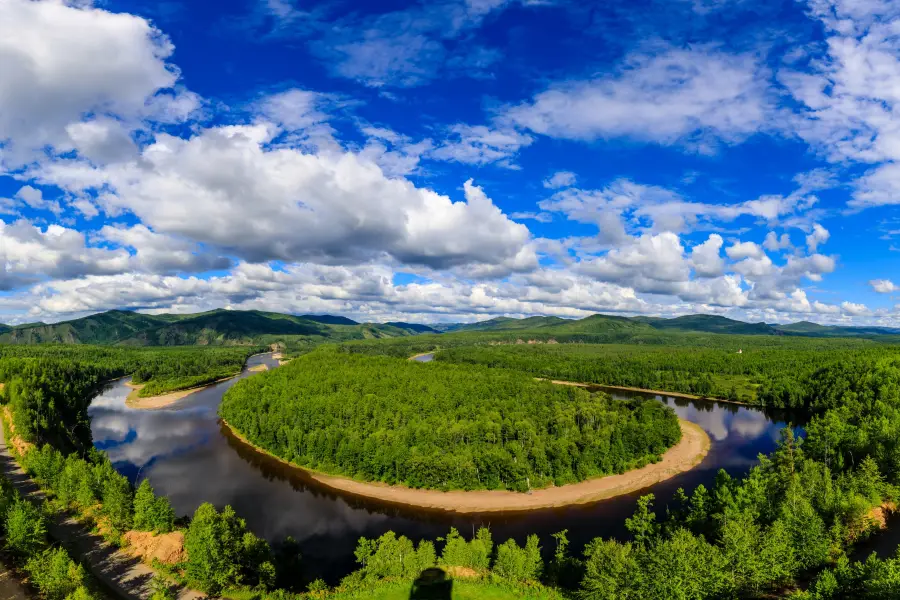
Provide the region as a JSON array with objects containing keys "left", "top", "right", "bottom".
[{"left": 222, "top": 419, "right": 709, "bottom": 514}]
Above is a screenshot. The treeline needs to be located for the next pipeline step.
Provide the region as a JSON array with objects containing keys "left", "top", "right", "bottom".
[
  {"left": 220, "top": 347, "right": 681, "bottom": 491},
  {"left": 565, "top": 354, "right": 900, "bottom": 598},
  {"left": 0, "top": 345, "right": 258, "bottom": 449},
  {"left": 427, "top": 343, "right": 900, "bottom": 407},
  {"left": 341, "top": 328, "right": 877, "bottom": 360},
  {"left": 338, "top": 354, "right": 900, "bottom": 598},
  {"left": 0, "top": 472, "right": 98, "bottom": 600},
  {"left": 16, "top": 439, "right": 289, "bottom": 596},
  {"left": 331, "top": 527, "right": 565, "bottom": 599}
]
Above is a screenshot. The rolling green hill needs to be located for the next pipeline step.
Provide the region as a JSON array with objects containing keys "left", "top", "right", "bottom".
[
  {"left": 0, "top": 309, "right": 433, "bottom": 346},
  {"left": 446, "top": 313, "right": 756, "bottom": 335},
  {"left": 775, "top": 321, "right": 900, "bottom": 337},
  {"left": 639, "top": 314, "right": 779, "bottom": 335},
  {"left": 4, "top": 309, "right": 897, "bottom": 348},
  {"left": 384, "top": 322, "right": 440, "bottom": 333},
  {"left": 550, "top": 314, "right": 655, "bottom": 334},
  {"left": 452, "top": 316, "right": 569, "bottom": 331},
  {"left": 441, "top": 313, "right": 897, "bottom": 339}
]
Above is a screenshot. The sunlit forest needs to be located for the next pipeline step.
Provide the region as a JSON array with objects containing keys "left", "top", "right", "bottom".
[
  {"left": 0, "top": 331, "right": 900, "bottom": 598},
  {"left": 220, "top": 347, "right": 681, "bottom": 491}
]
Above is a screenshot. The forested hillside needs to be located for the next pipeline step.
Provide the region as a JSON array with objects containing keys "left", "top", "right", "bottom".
[
  {"left": 446, "top": 313, "right": 900, "bottom": 339},
  {"left": 0, "top": 309, "right": 432, "bottom": 347},
  {"left": 220, "top": 347, "right": 681, "bottom": 491}
]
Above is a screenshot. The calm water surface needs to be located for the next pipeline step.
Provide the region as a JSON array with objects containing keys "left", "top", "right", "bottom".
[{"left": 89, "top": 352, "right": 801, "bottom": 582}]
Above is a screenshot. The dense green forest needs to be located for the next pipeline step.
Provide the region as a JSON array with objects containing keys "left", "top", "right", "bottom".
[
  {"left": 220, "top": 347, "right": 681, "bottom": 491},
  {"left": 340, "top": 333, "right": 898, "bottom": 406},
  {"left": 0, "top": 345, "right": 257, "bottom": 450},
  {"left": 428, "top": 342, "right": 900, "bottom": 406}
]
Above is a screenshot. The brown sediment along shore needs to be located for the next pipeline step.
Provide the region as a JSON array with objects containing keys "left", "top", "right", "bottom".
[
  {"left": 125, "top": 353, "right": 277, "bottom": 410},
  {"left": 125, "top": 381, "right": 221, "bottom": 410},
  {"left": 221, "top": 419, "right": 710, "bottom": 514}
]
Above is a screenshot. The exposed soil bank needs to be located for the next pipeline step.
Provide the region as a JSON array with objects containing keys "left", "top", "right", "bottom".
[
  {"left": 221, "top": 419, "right": 709, "bottom": 514},
  {"left": 126, "top": 354, "right": 275, "bottom": 410},
  {"left": 124, "top": 381, "right": 230, "bottom": 410}
]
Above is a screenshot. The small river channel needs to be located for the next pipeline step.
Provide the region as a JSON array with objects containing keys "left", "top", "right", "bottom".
[{"left": 89, "top": 352, "right": 801, "bottom": 583}]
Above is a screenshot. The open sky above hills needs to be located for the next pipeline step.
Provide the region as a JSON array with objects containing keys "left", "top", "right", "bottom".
[{"left": 0, "top": 0, "right": 899, "bottom": 325}]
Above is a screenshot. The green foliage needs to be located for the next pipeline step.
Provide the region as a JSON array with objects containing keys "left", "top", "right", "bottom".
[
  {"left": 797, "top": 553, "right": 900, "bottom": 599},
  {"left": 149, "top": 575, "right": 178, "bottom": 600},
  {"left": 100, "top": 469, "right": 133, "bottom": 533},
  {"left": 440, "top": 527, "right": 492, "bottom": 571},
  {"left": 352, "top": 532, "right": 436, "bottom": 582},
  {"left": 624, "top": 494, "right": 659, "bottom": 547},
  {"left": 579, "top": 538, "right": 639, "bottom": 600},
  {"left": 184, "top": 503, "right": 272, "bottom": 595},
  {"left": 0, "top": 344, "right": 257, "bottom": 449},
  {"left": 25, "top": 547, "right": 87, "bottom": 600},
  {"left": 221, "top": 347, "right": 681, "bottom": 491},
  {"left": 493, "top": 535, "right": 542, "bottom": 583},
  {"left": 133, "top": 479, "right": 175, "bottom": 533},
  {"left": 184, "top": 503, "right": 243, "bottom": 594},
  {"left": 5, "top": 498, "right": 46, "bottom": 556},
  {"left": 427, "top": 341, "right": 899, "bottom": 407}
]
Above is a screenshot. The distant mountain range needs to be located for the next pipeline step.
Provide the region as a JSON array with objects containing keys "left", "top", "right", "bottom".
[
  {"left": 0, "top": 309, "right": 439, "bottom": 346},
  {"left": 0, "top": 310, "right": 896, "bottom": 346},
  {"left": 445, "top": 313, "right": 900, "bottom": 338}
]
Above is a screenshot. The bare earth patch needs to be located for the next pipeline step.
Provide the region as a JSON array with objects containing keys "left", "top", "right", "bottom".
[
  {"left": 125, "top": 375, "right": 236, "bottom": 410},
  {"left": 2, "top": 407, "right": 33, "bottom": 456},
  {"left": 248, "top": 364, "right": 269, "bottom": 372},
  {"left": 224, "top": 419, "right": 710, "bottom": 514},
  {"left": 445, "top": 566, "right": 481, "bottom": 579},
  {"left": 125, "top": 383, "right": 208, "bottom": 410},
  {"left": 123, "top": 530, "right": 186, "bottom": 566}
]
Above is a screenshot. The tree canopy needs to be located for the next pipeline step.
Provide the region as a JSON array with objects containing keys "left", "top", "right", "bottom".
[{"left": 220, "top": 347, "right": 681, "bottom": 491}]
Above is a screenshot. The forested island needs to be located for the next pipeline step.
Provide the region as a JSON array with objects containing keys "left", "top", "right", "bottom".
[{"left": 220, "top": 347, "right": 683, "bottom": 493}]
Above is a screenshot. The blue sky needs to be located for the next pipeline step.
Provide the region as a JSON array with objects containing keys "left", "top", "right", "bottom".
[{"left": 0, "top": 0, "right": 898, "bottom": 325}]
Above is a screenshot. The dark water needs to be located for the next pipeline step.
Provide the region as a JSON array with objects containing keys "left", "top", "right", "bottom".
[{"left": 88, "top": 353, "right": 799, "bottom": 583}]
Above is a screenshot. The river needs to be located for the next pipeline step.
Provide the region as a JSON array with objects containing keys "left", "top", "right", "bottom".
[{"left": 88, "top": 352, "right": 800, "bottom": 583}]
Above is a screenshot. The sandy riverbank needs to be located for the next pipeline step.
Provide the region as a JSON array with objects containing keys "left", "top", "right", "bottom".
[
  {"left": 222, "top": 419, "right": 709, "bottom": 514},
  {"left": 125, "top": 382, "right": 213, "bottom": 410},
  {"left": 125, "top": 374, "right": 240, "bottom": 410},
  {"left": 126, "top": 353, "right": 278, "bottom": 410}
]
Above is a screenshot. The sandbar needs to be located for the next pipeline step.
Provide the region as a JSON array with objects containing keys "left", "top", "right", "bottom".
[{"left": 125, "top": 376, "right": 234, "bottom": 410}]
